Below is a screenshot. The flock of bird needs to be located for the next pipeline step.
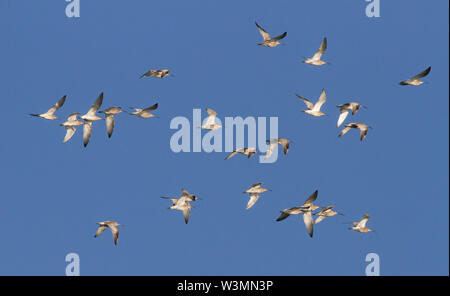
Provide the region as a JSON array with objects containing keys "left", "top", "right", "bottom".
[{"left": 30, "top": 22, "right": 431, "bottom": 245}]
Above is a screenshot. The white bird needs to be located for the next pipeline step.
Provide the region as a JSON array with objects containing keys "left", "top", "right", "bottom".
[
  {"left": 30, "top": 95, "right": 66, "bottom": 120},
  {"left": 128, "top": 103, "right": 158, "bottom": 119},
  {"left": 276, "top": 190, "right": 320, "bottom": 238},
  {"left": 161, "top": 189, "right": 200, "bottom": 205},
  {"left": 94, "top": 221, "right": 121, "bottom": 245},
  {"left": 296, "top": 89, "right": 327, "bottom": 117},
  {"left": 336, "top": 102, "right": 367, "bottom": 128},
  {"left": 399, "top": 66, "right": 431, "bottom": 86},
  {"left": 60, "top": 112, "right": 83, "bottom": 143},
  {"left": 303, "top": 37, "right": 328, "bottom": 66},
  {"left": 199, "top": 108, "right": 222, "bottom": 130},
  {"left": 80, "top": 92, "right": 104, "bottom": 147},
  {"left": 242, "top": 183, "right": 271, "bottom": 210},
  {"left": 349, "top": 214, "right": 373, "bottom": 233},
  {"left": 224, "top": 147, "right": 257, "bottom": 160},
  {"left": 99, "top": 107, "right": 123, "bottom": 138},
  {"left": 265, "top": 138, "right": 291, "bottom": 158},
  {"left": 338, "top": 122, "right": 372, "bottom": 141},
  {"left": 255, "top": 21, "right": 287, "bottom": 47},
  {"left": 314, "top": 206, "right": 343, "bottom": 224},
  {"left": 166, "top": 195, "right": 193, "bottom": 224}
]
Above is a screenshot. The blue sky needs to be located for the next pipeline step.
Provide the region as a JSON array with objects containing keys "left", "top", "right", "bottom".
[{"left": 0, "top": 1, "right": 448, "bottom": 275}]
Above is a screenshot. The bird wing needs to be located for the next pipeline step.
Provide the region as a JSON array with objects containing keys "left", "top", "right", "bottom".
[
  {"left": 313, "top": 89, "right": 327, "bottom": 111},
  {"left": 303, "top": 190, "right": 318, "bottom": 206},
  {"left": 277, "top": 138, "right": 290, "bottom": 154},
  {"left": 105, "top": 114, "right": 115, "bottom": 138},
  {"left": 276, "top": 211, "right": 291, "bottom": 222},
  {"left": 83, "top": 121, "right": 93, "bottom": 147},
  {"left": 143, "top": 103, "right": 158, "bottom": 112},
  {"left": 272, "top": 32, "right": 287, "bottom": 41},
  {"left": 63, "top": 126, "right": 77, "bottom": 143},
  {"left": 109, "top": 225, "right": 119, "bottom": 245},
  {"left": 182, "top": 206, "right": 191, "bottom": 224},
  {"left": 250, "top": 182, "right": 263, "bottom": 189},
  {"left": 87, "top": 93, "right": 104, "bottom": 116},
  {"left": 296, "top": 94, "right": 314, "bottom": 110},
  {"left": 351, "top": 103, "right": 360, "bottom": 115},
  {"left": 255, "top": 21, "right": 271, "bottom": 41},
  {"left": 311, "top": 37, "right": 327, "bottom": 60},
  {"left": 265, "top": 142, "right": 277, "bottom": 159},
  {"left": 356, "top": 124, "right": 369, "bottom": 141},
  {"left": 246, "top": 193, "right": 260, "bottom": 210},
  {"left": 314, "top": 215, "right": 326, "bottom": 224},
  {"left": 161, "top": 196, "right": 178, "bottom": 205},
  {"left": 140, "top": 70, "right": 155, "bottom": 78},
  {"left": 302, "top": 211, "right": 314, "bottom": 238},
  {"left": 224, "top": 151, "right": 238, "bottom": 160},
  {"left": 67, "top": 112, "right": 80, "bottom": 122},
  {"left": 357, "top": 214, "right": 370, "bottom": 228},
  {"left": 47, "top": 95, "right": 67, "bottom": 115},
  {"left": 337, "top": 109, "right": 349, "bottom": 128},
  {"left": 94, "top": 225, "right": 107, "bottom": 238},
  {"left": 338, "top": 126, "right": 352, "bottom": 138},
  {"left": 411, "top": 66, "right": 431, "bottom": 81}
]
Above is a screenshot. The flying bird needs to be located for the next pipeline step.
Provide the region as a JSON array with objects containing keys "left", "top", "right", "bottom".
[
  {"left": 303, "top": 37, "right": 328, "bottom": 66},
  {"left": 265, "top": 138, "right": 291, "bottom": 158},
  {"left": 60, "top": 112, "right": 83, "bottom": 143},
  {"left": 30, "top": 95, "right": 66, "bottom": 120},
  {"left": 399, "top": 66, "right": 431, "bottom": 86},
  {"left": 296, "top": 89, "right": 327, "bottom": 117},
  {"left": 165, "top": 195, "right": 193, "bottom": 224},
  {"left": 276, "top": 190, "right": 320, "bottom": 238},
  {"left": 224, "top": 147, "right": 257, "bottom": 160},
  {"left": 314, "top": 206, "right": 343, "bottom": 224},
  {"left": 199, "top": 108, "right": 222, "bottom": 130},
  {"left": 99, "top": 107, "right": 123, "bottom": 138},
  {"left": 242, "top": 183, "right": 271, "bottom": 210},
  {"left": 161, "top": 189, "right": 200, "bottom": 205},
  {"left": 128, "top": 103, "right": 159, "bottom": 119},
  {"left": 80, "top": 92, "right": 104, "bottom": 147},
  {"left": 349, "top": 214, "right": 373, "bottom": 233},
  {"left": 338, "top": 122, "right": 372, "bottom": 141},
  {"left": 336, "top": 102, "right": 367, "bottom": 128},
  {"left": 255, "top": 21, "right": 287, "bottom": 47},
  {"left": 94, "top": 221, "right": 121, "bottom": 245},
  {"left": 140, "top": 69, "right": 171, "bottom": 78}
]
